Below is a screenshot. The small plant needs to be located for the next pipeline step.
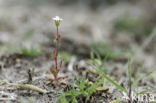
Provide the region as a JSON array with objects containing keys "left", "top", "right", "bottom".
[
  {"left": 56, "top": 52, "right": 108, "bottom": 103},
  {"left": 55, "top": 74, "right": 104, "bottom": 103},
  {"left": 46, "top": 16, "right": 67, "bottom": 85}
]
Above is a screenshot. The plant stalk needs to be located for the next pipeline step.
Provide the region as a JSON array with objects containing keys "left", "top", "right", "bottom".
[{"left": 54, "top": 26, "right": 60, "bottom": 79}]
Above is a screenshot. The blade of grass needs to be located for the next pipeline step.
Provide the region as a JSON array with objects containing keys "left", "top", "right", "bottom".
[
  {"left": 103, "top": 74, "right": 128, "bottom": 95},
  {"left": 127, "top": 58, "right": 133, "bottom": 89},
  {"left": 136, "top": 89, "right": 152, "bottom": 96},
  {"left": 60, "top": 94, "right": 68, "bottom": 103},
  {"left": 132, "top": 71, "right": 153, "bottom": 87},
  {"left": 91, "top": 48, "right": 101, "bottom": 61},
  {"left": 127, "top": 58, "right": 134, "bottom": 103}
]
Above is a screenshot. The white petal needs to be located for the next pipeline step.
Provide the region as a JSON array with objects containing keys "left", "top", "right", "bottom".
[{"left": 52, "top": 16, "right": 63, "bottom": 21}]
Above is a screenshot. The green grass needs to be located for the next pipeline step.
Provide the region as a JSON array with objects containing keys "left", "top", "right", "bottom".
[
  {"left": 55, "top": 52, "right": 110, "bottom": 103},
  {"left": 104, "top": 73, "right": 128, "bottom": 94},
  {"left": 0, "top": 43, "right": 44, "bottom": 57},
  {"left": 59, "top": 52, "right": 74, "bottom": 63},
  {"left": 101, "top": 58, "right": 153, "bottom": 102},
  {"left": 55, "top": 74, "right": 104, "bottom": 103},
  {"left": 55, "top": 53, "right": 154, "bottom": 103},
  {"left": 55, "top": 47, "right": 154, "bottom": 103},
  {"left": 20, "top": 47, "right": 43, "bottom": 57},
  {"left": 113, "top": 14, "right": 153, "bottom": 37},
  {"left": 89, "top": 42, "right": 119, "bottom": 59}
]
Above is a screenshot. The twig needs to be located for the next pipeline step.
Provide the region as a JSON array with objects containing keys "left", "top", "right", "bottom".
[
  {"left": 8, "top": 83, "right": 47, "bottom": 94},
  {"left": 0, "top": 86, "right": 15, "bottom": 91},
  {"left": 0, "top": 79, "right": 47, "bottom": 94},
  {"left": 27, "top": 65, "right": 33, "bottom": 83},
  {"left": 0, "top": 98, "right": 16, "bottom": 101},
  {"left": 16, "top": 75, "right": 45, "bottom": 83}
]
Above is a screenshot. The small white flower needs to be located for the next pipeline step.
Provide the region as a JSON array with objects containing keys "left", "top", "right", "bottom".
[
  {"left": 52, "top": 16, "right": 63, "bottom": 26},
  {"left": 53, "top": 16, "right": 63, "bottom": 21}
]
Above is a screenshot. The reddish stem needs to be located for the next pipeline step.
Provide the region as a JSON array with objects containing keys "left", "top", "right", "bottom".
[{"left": 55, "top": 26, "right": 59, "bottom": 77}]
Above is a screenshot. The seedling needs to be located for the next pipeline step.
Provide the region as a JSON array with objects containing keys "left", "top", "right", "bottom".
[{"left": 46, "top": 16, "right": 67, "bottom": 85}]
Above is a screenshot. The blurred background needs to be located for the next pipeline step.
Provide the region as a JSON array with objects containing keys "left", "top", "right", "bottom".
[{"left": 0, "top": 0, "right": 155, "bottom": 68}]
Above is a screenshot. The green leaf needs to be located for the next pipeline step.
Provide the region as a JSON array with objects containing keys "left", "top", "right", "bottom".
[
  {"left": 60, "top": 95, "right": 68, "bottom": 103},
  {"left": 103, "top": 74, "right": 128, "bottom": 95},
  {"left": 136, "top": 89, "right": 151, "bottom": 96}
]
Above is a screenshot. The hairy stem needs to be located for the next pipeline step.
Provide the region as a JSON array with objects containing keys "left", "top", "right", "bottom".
[{"left": 54, "top": 26, "right": 60, "bottom": 79}]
